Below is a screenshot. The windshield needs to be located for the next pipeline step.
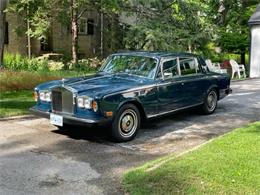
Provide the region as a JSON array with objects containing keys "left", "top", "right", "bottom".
[{"left": 100, "top": 55, "right": 158, "bottom": 79}]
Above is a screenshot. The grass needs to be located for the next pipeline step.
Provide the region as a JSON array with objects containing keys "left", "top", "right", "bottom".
[
  {"left": 0, "top": 70, "right": 93, "bottom": 91},
  {"left": 0, "top": 69, "right": 95, "bottom": 117},
  {"left": 123, "top": 122, "right": 260, "bottom": 195},
  {"left": 0, "top": 90, "right": 34, "bottom": 118}
]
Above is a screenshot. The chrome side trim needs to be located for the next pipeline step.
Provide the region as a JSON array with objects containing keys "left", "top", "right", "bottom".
[
  {"left": 147, "top": 102, "right": 203, "bottom": 118},
  {"left": 102, "top": 84, "right": 157, "bottom": 99}
]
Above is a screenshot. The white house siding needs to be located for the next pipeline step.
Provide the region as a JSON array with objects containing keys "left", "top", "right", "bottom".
[{"left": 250, "top": 25, "right": 260, "bottom": 78}]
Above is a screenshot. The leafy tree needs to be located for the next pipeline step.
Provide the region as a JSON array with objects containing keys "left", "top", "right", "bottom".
[
  {"left": 122, "top": 0, "right": 213, "bottom": 54},
  {"left": 207, "top": 0, "right": 259, "bottom": 64},
  {"left": 8, "top": 0, "right": 121, "bottom": 63},
  {"left": 8, "top": 0, "right": 55, "bottom": 58}
]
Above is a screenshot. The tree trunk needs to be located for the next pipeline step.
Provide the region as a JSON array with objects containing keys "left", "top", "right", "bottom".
[
  {"left": 27, "top": 7, "right": 31, "bottom": 58},
  {"left": 240, "top": 50, "right": 246, "bottom": 66},
  {"left": 71, "top": 0, "right": 78, "bottom": 64},
  {"left": 0, "top": 0, "right": 7, "bottom": 68}
]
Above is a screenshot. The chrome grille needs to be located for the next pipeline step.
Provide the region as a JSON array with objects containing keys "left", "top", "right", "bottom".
[
  {"left": 52, "top": 87, "right": 74, "bottom": 114},
  {"left": 52, "top": 91, "right": 62, "bottom": 111}
]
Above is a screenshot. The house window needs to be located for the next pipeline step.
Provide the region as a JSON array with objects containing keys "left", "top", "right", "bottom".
[
  {"left": 4, "top": 22, "right": 9, "bottom": 44},
  {"left": 87, "top": 19, "right": 94, "bottom": 35},
  {"left": 78, "top": 18, "right": 94, "bottom": 35},
  {"left": 79, "top": 18, "right": 87, "bottom": 34}
]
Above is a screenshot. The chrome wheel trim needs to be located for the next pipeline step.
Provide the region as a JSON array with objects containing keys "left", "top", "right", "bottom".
[
  {"left": 207, "top": 91, "right": 217, "bottom": 112},
  {"left": 118, "top": 109, "right": 138, "bottom": 138}
]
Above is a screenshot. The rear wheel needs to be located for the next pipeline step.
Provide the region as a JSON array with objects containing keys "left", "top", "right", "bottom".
[
  {"left": 110, "top": 104, "right": 140, "bottom": 142},
  {"left": 201, "top": 89, "right": 218, "bottom": 114}
]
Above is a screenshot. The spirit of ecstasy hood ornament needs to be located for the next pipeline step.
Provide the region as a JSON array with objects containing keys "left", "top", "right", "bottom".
[{"left": 62, "top": 78, "right": 65, "bottom": 86}]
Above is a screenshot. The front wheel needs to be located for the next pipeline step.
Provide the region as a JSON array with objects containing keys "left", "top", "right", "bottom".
[
  {"left": 201, "top": 89, "right": 218, "bottom": 114},
  {"left": 110, "top": 104, "right": 140, "bottom": 142}
]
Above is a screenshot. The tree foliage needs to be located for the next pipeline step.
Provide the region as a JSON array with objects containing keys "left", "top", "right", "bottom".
[
  {"left": 8, "top": 0, "right": 55, "bottom": 39},
  {"left": 5, "top": 0, "right": 259, "bottom": 64},
  {"left": 206, "top": 0, "right": 259, "bottom": 63},
  {"left": 123, "top": 0, "right": 213, "bottom": 54}
]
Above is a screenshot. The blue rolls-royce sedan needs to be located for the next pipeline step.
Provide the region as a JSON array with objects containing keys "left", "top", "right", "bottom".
[{"left": 31, "top": 52, "right": 232, "bottom": 142}]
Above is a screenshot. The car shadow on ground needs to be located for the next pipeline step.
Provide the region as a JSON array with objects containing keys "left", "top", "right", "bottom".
[
  {"left": 51, "top": 107, "right": 201, "bottom": 144},
  {"left": 51, "top": 126, "right": 110, "bottom": 143}
]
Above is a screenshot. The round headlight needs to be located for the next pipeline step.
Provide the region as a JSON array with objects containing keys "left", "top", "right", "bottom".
[
  {"left": 84, "top": 98, "right": 92, "bottom": 109},
  {"left": 77, "top": 97, "right": 85, "bottom": 108},
  {"left": 77, "top": 96, "right": 97, "bottom": 111},
  {"left": 39, "top": 91, "right": 51, "bottom": 102},
  {"left": 45, "top": 92, "right": 51, "bottom": 102},
  {"left": 39, "top": 92, "right": 45, "bottom": 101}
]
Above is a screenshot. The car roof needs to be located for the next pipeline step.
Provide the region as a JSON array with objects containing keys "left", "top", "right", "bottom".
[{"left": 113, "top": 51, "right": 197, "bottom": 59}]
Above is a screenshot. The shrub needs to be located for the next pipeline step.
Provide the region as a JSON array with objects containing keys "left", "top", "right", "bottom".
[
  {"left": 4, "top": 53, "right": 49, "bottom": 71},
  {"left": 3, "top": 53, "right": 103, "bottom": 73},
  {"left": 68, "top": 57, "right": 103, "bottom": 72},
  {"left": 48, "top": 61, "right": 65, "bottom": 71}
]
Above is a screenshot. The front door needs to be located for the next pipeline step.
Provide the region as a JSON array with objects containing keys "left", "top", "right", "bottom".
[{"left": 157, "top": 58, "right": 185, "bottom": 112}]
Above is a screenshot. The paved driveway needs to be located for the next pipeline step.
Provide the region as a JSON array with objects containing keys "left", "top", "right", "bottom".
[{"left": 0, "top": 79, "right": 260, "bottom": 194}]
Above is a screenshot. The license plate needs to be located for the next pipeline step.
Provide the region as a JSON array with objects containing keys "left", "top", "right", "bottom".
[{"left": 50, "top": 113, "right": 63, "bottom": 126}]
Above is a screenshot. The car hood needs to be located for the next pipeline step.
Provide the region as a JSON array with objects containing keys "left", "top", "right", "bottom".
[{"left": 36, "top": 73, "right": 154, "bottom": 98}]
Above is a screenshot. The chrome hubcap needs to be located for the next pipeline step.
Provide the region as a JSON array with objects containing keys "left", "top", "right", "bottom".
[
  {"left": 207, "top": 91, "right": 217, "bottom": 111},
  {"left": 118, "top": 109, "right": 138, "bottom": 138}
]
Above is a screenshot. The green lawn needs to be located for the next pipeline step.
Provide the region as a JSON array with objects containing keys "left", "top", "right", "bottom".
[
  {"left": 0, "top": 90, "right": 34, "bottom": 118},
  {"left": 123, "top": 122, "right": 260, "bottom": 195},
  {"left": 0, "top": 70, "right": 96, "bottom": 118}
]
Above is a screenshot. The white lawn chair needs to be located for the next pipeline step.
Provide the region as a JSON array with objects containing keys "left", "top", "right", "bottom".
[
  {"left": 205, "top": 59, "right": 227, "bottom": 74},
  {"left": 229, "top": 59, "right": 246, "bottom": 79}
]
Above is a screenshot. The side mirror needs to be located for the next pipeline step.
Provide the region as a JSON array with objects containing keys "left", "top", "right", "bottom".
[{"left": 163, "top": 72, "right": 173, "bottom": 79}]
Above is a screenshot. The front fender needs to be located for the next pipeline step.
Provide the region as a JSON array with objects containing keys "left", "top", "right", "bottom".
[{"left": 99, "top": 92, "right": 146, "bottom": 119}]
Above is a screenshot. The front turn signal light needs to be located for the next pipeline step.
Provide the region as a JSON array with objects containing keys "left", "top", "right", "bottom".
[
  {"left": 33, "top": 91, "right": 38, "bottom": 101},
  {"left": 92, "top": 100, "right": 98, "bottom": 112},
  {"left": 105, "top": 111, "right": 113, "bottom": 117}
]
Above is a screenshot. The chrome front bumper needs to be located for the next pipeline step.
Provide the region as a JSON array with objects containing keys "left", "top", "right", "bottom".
[{"left": 30, "top": 107, "right": 110, "bottom": 126}]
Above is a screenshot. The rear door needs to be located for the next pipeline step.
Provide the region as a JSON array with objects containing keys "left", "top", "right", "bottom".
[{"left": 178, "top": 57, "right": 210, "bottom": 106}]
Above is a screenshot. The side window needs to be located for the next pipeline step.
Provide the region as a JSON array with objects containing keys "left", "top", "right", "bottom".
[
  {"left": 158, "top": 59, "right": 178, "bottom": 79},
  {"left": 197, "top": 57, "right": 208, "bottom": 72},
  {"left": 179, "top": 58, "right": 201, "bottom": 76}
]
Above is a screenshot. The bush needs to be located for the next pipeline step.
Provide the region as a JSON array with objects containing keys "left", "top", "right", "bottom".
[
  {"left": 3, "top": 53, "right": 103, "bottom": 73},
  {"left": 48, "top": 61, "right": 65, "bottom": 71},
  {"left": 68, "top": 57, "right": 103, "bottom": 72},
  {"left": 4, "top": 53, "right": 49, "bottom": 71}
]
